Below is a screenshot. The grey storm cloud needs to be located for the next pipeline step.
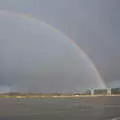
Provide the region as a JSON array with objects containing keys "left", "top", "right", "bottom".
[{"left": 0, "top": 0, "right": 120, "bottom": 91}]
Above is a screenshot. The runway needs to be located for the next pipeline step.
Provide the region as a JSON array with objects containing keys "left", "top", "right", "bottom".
[{"left": 0, "top": 96, "right": 120, "bottom": 120}]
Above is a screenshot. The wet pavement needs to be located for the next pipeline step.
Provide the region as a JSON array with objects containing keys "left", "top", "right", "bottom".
[{"left": 0, "top": 96, "right": 120, "bottom": 120}]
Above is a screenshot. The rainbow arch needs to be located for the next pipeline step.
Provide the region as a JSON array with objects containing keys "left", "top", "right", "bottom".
[{"left": 0, "top": 10, "right": 106, "bottom": 88}]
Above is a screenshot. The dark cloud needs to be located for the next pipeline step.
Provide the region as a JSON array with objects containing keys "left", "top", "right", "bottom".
[
  {"left": 34, "top": 0, "right": 120, "bottom": 84},
  {"left": 0, "top": 0, "right": 120, "bottom": 91}
]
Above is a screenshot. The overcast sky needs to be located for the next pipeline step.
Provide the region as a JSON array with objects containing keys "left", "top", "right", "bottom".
[{"left": 0, "top": 0, "right": 120, "bottom": 92}]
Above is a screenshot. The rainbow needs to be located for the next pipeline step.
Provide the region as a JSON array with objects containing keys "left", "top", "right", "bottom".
[{"left": 0, "top": 10, "right": 107, "bottom": 88}]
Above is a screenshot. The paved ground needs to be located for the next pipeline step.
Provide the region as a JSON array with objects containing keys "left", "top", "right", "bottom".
[{"left": 0, "top": 96, "right": 120, "bottom": 120}]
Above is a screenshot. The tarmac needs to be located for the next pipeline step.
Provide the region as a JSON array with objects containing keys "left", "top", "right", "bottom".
[{"left": 0, "top": 96, "right": 120, "bottom": 120}]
